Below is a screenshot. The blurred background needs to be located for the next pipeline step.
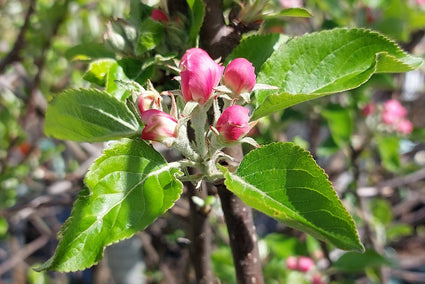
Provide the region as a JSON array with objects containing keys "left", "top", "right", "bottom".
[{"left": 0, "top": 0, "right": 425, "bottom": 283}]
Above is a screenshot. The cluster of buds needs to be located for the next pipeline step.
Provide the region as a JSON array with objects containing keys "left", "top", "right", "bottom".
[
  {"left": 363, "top": 99, "right": 414, "bottom": 135},
  {"left": 135, "top": 47, "right": 269, "bottom": 180}
]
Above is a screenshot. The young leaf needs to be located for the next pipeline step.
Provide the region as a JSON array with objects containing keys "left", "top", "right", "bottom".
[
  {"left": 225, "top": 33, "right": 288, "bottom": 73},
  {"left": 35, "top": 139, "right": 183, "bottom": 272},
  {"left": 45, "top": 89, "right": 140, "bottom": 142},
  {"left": 376, "top": 135, "right": 400, "bottom": 172},
  {"left": 186, "top": 0, "right": 205, "bottom": 43},
  {"left": 220, "top": 142, "right": 364, "bottom": 251},
  {"left": 252, "top": 28, "right": 423, "bottom": 120},
  {"left": 136, "top": 18, "right": 164, "bottom": 55},
  {"left": 321, "top": 104, "right": 354, "bottom": 147},
  {"left": 105, "top": 62, "right": 131, "bottom": 101},
  {"left": 83, "top": 59, "right": 117, "bottom": 86},
  {"left": 274, "top": 8, "right": 313, "bottom": 18}
]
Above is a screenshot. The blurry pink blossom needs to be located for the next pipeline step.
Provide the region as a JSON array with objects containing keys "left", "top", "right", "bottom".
[
  {"left": 396, "top": 119, "right": 414, "bottom": 134},
  {"left": 216, "top": 105, "right": 250, "bottom": 142},
  {"left": 312, "top": 274, "right": 324, "bottom": 284},
  {"left": 223, "top": 58, "right": 256, "bottom": 95},
  {"left": 297, "top": 256, "right": 314, "bottom": 272},
  {"left": 180, "top": 48, "right": 224, "bottom": 105},
  {"left": 381, "top": 99, "right": 407, "bottom": 125},
  {"left": 286, "top": 256, "right": 298, "bottom": 270},
  {"left": 279, "top": 0, "right": 303, "bottom": 8}
]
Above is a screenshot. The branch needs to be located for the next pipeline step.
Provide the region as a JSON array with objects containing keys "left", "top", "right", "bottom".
[
  {"left": 200, "top": 0, "right": 258, "bottom": 59},
  {"left": 187, "top": 180, "right": 213, "bottom": 284},
  {"left": 217, "top": 145, "right": 264, "bottom": 284},
  {"left": 0, "top": 0, "right": 36, "bottom": 74}
]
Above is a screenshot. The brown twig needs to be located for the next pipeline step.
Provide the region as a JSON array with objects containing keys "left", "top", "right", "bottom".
[
  {"left": 0, "top": 235, "right": 50, "bottom": 276},
  {"left": 0, "top": 0, "right": 37, "bottom": 74}
]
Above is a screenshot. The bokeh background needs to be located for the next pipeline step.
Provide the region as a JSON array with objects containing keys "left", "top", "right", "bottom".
[{"left": 1, "top": 0, "right": 425, "bottom": 283}]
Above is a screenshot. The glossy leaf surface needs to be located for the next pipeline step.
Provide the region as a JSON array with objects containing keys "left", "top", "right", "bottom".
[
  {"left": 253, "top": 28, "right": 423, "bottom": 120},
  {"left": 36, "top": 139, "right": 183, "bottom": 271},
  {"left": 221, "top": 142, "right": 364, "bottom": 251},
  {"left": 44, "top": 89, "right": 140, "bottom": 142}
]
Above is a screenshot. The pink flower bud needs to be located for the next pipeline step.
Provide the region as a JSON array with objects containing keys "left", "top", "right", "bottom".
[
  {"left": 286, "top": 256, "right": 298, "bottom": 270},
  {"left": 396, "top": 118, "right": 414, "bottom": 134},
  {"left": 223, "top": 58, "right": 256, "bottom": 95},
  {"left": 216, "top": 105, "right": 250, "bottom": 142},
  {"left": 141, "top": 109, "right": 177, "bottom": 142},
  {"left": 180, "top": 48, "right": 224, "bottom": 105},
  {"left": 137, "top": 92, "right": 160, "bottom": 113},
  {"left": 381, "top": 99, "right": 407, "bottom": 125},
  {"left": 297, "top": 256, "right": 314, "bottom": 272},
  {"left": 151, "top": 9, "right": 168, "bottom": 22}
]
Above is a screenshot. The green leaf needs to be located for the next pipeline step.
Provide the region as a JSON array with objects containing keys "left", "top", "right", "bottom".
[
  {"left": 333, "top": 249, "right": 392, "bottom": 272},
  {"left": 44, "top": 89, "right": 140, "bottom": 142},
  {"left": 274, "top": 8, "right": 312, "bottom": 18},
  {"left": 187, "top": 0, "right": 205, "bottom": 43},
  {"left": 225, "top": 33, "right": 288, "bottom": 73},
  {"left": 136, "top": 18, "right": 164, "bottom": 55},
  {"left": 322, "top": 105, "right": 353, "bottom": 147},
  {"left": 253, "top": 28, "right": 423, "bottom": 120},
  {"left": 35, "top": 139, "right": 183, "bottom": 272},
  {"left": 65, "top": 42, "right": 115, "bottom": 61},
  {"left": 220, "top": 142, "right": 363, "bottom": 251},
  {"left": 376, "top": 135, "right": 400, "bottom": 172},
  {"left": 105, "top": 62, "right": 131, "bottom": 101},
  {"left": 83, "top": 59, "right": 117, "bottom": 86}
]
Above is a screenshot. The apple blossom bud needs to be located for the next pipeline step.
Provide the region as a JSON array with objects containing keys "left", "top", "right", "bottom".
[
  {"left": 381, "top": 99, "right": 407, "bottom": 125},
  {"left": 286, "top": 256, "right": 298, "bottom": 270},
  {"left": 396, "top": 119, "right": 414, "bottom": 134},
  {"left": 151, "top": 9, "right": 168, "bottom": 22},
  {"left": 216, "top": 105, "right": 250, "bottom": 142},
  {"left": 141, "top": 109, "right": 177, "bottom": 142},
  {"left": 137, "top": 92, "right": 160, "bottom": 113},
  {"left": 297, "top": 256, "right": 314, "bottom": 272},
  {"left": 223, "top": 58, "right": 256, "bottom": 96},
  {"left": 180, "top": 48, "right": 224, "bottom": 105}
]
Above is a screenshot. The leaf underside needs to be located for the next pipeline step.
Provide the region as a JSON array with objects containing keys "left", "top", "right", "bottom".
[
  {"left": 253, "top": 28, "right": 423, "bottom": 120},
  {"left": 35, "top": 139, "right": 183, "bottom": 272},
  {"left": 221, "top": 142, "right": 364, "bottom": 252}
]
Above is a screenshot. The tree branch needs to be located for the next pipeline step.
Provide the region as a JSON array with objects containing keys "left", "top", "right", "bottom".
[
  {"left": 187, "top": 180, "right": 213, "bottom": 284},
  {"left": 0, "top": 0, "right": 36, "bottom": 74},
  {"left": 216, "top": 145, "right": 264, "bottom": 284}
]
